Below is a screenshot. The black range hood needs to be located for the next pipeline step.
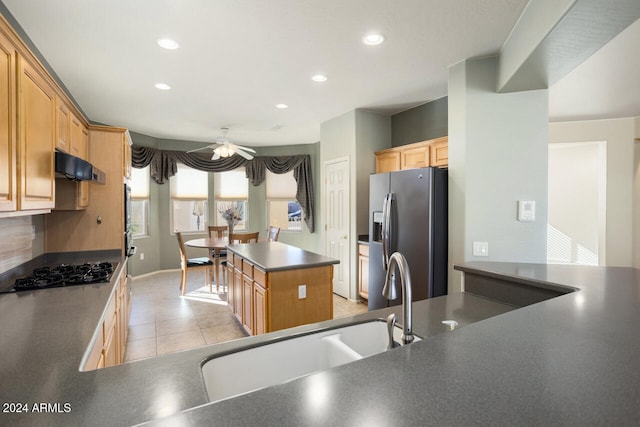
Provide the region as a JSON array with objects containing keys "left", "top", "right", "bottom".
[{"left": 55, "top": 151, "right": 106, "bottom": 184}]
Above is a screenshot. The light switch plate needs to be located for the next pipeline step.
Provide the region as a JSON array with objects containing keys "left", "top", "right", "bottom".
[
  {"left": 473, "top": 241, "right": 489, "bottom": 257},
  {"left": 298, "top": 285, "right": 307, "bottom": 299},
  {"left": 518, "top": 200, "right": 536, "bottom": 221}
]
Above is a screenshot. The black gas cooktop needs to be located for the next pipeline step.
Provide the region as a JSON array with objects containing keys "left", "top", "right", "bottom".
[{"left": 9, "top": 262, "right": 115, "bottom": 292}]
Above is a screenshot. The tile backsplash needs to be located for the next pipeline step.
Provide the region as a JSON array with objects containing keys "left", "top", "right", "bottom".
[{"left": 0, "top": 217, "right": 34, "bottom": 275}]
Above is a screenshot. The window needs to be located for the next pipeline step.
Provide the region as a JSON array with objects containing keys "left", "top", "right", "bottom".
[
  {"left": 266, "top": 170, "right": 302, "bottom": 232},
  {"left": 214, "top": 168, "right": 248, "bottom": 230},
  {"left": 130, "top": 166, "right": 150, "bottom": 237},
  {"left": 170, "top": 163, "right": 208, "bottom": 232}
]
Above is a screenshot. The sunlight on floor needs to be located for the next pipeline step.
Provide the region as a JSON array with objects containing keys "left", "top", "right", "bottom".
[{"left": 124, "top": 270, "right": 368, "bottom": 363}]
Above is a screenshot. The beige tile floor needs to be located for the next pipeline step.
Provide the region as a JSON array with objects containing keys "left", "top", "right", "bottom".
[{"left": 124, "top": 269, "right": 368, "bottom": 363}]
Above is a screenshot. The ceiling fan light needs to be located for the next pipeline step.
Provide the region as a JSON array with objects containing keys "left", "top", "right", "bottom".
[
  {"left": 157, "top": 38, "right": 179, "bottom": 50},
  {"left": 362, "top": 33, "right": 385, "bottom": 46}
]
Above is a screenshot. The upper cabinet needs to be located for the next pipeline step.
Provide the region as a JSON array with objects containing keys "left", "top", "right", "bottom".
[
  {"left": 70, "top": 112, "right": 88, "bottom": 159},
  {"left": 17, "top": 55, "right": 56, "bottom": 211},
  {"left": 57, "top": 99, "right": 89, "bottom": 160},
  {"left": 375, "top": 136, "right": 448, "bottom": 173},
  {"left": 55, "top": 98, "right": 71, "bottom": 153},
  {"left": 0, "top": 30, "right": 17, "bottom": 212},
  {"left": 123, "top": 131, "right": 132, "bottom": 179},
  {"left": 0, "top": 14, "right": 93, "bottom": 217}
]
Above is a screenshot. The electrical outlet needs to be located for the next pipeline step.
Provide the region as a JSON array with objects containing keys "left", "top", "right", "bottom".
[
  {"left": 31, "top": 225, "right": 36, "bottom": 241},
  {"left": 298, "top": 284, "right": 307, "bottom": 299},
  {"left": 140, "top": 253, "right": 145, "bottom": 260}
]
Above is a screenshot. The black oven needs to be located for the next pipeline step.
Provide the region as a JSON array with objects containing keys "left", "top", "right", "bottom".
[{"left": 124, "top": 183, "right": 136, "bottom": 257}]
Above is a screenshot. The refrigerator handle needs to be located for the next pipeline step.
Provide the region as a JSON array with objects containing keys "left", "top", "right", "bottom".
[{"left": 382, "top": 193, "right": 393, "bottom": 271}]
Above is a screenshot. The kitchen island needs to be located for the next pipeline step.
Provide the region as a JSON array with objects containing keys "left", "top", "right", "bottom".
[
  {"left": 1, "top": 261, "right": 640, "bottom": 426},
  {"left": 225, "top": 241, "right": 339, "bottom": 335}
]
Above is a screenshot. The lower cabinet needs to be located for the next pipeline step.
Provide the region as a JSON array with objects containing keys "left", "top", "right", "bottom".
[
  {"left": 253, "top": 282, "right": 267, "bottom": 335},
  {"left": 82, "top": 264, "right": 130, "bottom": 371},
  {"left": 242, "top": 274, "right": 253, "bottom": 335},
  {"left": 229, "top": 252, "right": 332, "bottom": 336},
  {"left": 233, "top": 267, "right": 243, "bottom": 323},
  {"left": 358, "top": 243, "right": 369, "bottom": 300}
]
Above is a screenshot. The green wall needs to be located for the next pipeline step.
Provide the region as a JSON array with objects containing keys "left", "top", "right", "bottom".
[
  {"left": 127, "top": 132, "right": 321, "bottom": 277},
  {"left": 391, "top": 97, "right": 448, "bottom": 146}
]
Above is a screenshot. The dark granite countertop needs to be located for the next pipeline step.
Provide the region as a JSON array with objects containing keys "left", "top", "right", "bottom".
[
  {"left": 1, "top": 261, "right": 639, "bottom": 426},
  {"left": 226, "top": 241, "right": 339, "bottom": 272}
]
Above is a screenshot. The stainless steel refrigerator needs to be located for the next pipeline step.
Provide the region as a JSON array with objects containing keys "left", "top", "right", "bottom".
[{"left": 368, "top": 167, "right": 448, "bottom": 310}]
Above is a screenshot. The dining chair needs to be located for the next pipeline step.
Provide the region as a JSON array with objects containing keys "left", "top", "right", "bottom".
[
  {"left": 175, "top": 231, "right": 213, "bottom": 296},
  {"left": 208, "top": 225, "right": 229, "bottom": 286},
  {"left": 229, "top": 232, "right": 260, "bottom": 243},
  {"left": 208, "top": 225, "right": 228, "bottom": 239},
  {"left": 267, "top": 226, "right": 280, "bottom": 242}
]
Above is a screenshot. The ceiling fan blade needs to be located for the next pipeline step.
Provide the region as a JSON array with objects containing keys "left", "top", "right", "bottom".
[
  {"left": 229, "top": 143, "right": 256, "bottom": 153},
  {"left": 235, "top": 149, "right": 254, "bottom": 160},
  {"left": 187, "top": 143, "right": 219, "bottom": 153}
]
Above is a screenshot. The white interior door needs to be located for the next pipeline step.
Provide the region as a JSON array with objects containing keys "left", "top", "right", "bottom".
[{"left": 324, "top": 158, "right": 350, "bottom": 298}]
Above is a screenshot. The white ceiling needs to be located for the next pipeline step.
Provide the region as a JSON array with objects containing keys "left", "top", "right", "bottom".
[{"left": 2, "top": 1, "right": 638, "bottom": 149}]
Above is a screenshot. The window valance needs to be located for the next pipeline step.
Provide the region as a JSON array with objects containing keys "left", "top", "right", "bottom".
[{"left": 131, "top": 145, "right": 315, "bottom": 232}]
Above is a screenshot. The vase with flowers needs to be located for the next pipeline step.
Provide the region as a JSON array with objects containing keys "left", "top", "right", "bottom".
[{"left": 218, "top": 203, "right": 243, "bottom": 240}]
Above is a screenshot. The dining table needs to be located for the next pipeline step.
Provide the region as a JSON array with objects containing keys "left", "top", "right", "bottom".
[{"left": 184, "top": 237, "right": 229, "bottom": 291}]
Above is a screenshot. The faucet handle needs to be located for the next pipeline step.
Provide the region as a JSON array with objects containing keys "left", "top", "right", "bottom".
[{"left": 386, "top": 313, "right": 397, "bottom": 350}]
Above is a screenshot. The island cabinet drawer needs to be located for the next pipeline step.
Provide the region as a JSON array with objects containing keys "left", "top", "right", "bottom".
[
  {"left": 254, "top": 267, "right": 267, "bottom": 289},
  {"left": 227, "top": 253, "right": 235, "bottom": 267},
  {"left": 242, "top": 260, "right": 254, "bottom": 278}
]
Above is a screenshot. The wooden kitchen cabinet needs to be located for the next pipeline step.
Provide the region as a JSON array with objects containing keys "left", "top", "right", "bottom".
[
  {"left": 242, "top": 273, "right": 253, "bottom": 335},
  {"left": 226, "top": 253, "right": 235, "bottom": 311},
  {"left": 46, "top": 126, "right": 131, "bottom": 255},
  {"left": 123, "top": 131, "right": 132, "bottom": 179},
  {"left": 229, "top": 244, "right": 335, "bottom": 336},
  {"left": 358, "top": 243, "right": 369, "bottom": 300},
  {"left": 55, "top": 98, "right": 71, "bottom": 153},
  {"left": 429, "top": 138, "right": 448, "bottom": 167},
  {"left": 233, "top": 265, "right": 243, "bottom": 323},
  {"left": 82, "top": 264, "right": 130, "bottom": 371},
  {"left": 1, "top": 13, "right": 92, "bottom": 217},
  {"left": 375, "top": 136, "right": 448, "bottom": 173},
  {"left": 103, "top": 314, "right": 118, "bottom": 368},
  {"left": 375, "top": 150, "right": 401, "bottom": 174},
  {"left": 53, "top": 112, "right": 90, "bottom": 210},
  {"left": 17, "top": 55, "right": 56, "bottom": 211},
  {"left": 253, "top": 279, "right": 268, "bottom": 335},
  {"left": 0, "top": 30, "right": 16, "bottom": 212},
  {"left": 70, "top": 113, "right": 87, "bottom": 158},
  {"left": 401, "top": 145, "right": 430, "bottom": 170}
]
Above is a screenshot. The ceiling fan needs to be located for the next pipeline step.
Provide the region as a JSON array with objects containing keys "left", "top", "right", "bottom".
[{"left": 187, "top": 128, "right": 256, "bottom": 160}]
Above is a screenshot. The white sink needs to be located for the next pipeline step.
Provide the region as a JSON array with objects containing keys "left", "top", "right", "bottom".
[{"left": 201, "top": 319, "right": 420, "bottom": 403}]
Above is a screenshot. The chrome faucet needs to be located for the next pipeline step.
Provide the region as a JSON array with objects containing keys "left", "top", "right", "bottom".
[{"left": 382, "top": 252, "right": 414, "bottom": 345}]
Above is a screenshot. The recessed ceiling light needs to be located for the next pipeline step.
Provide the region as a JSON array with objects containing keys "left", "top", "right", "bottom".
[
  {"left": 275, "top": 104, "right": 288, "bottom": 109},
  {"left": 312, "top": 74, "right": 328, "bottom": 82},
  {"left": 154, "top": 83, "right": 171, "bottom": 90},
  {"left": 157, "top": 38, "right": 179, "bottom": 49},
  {"left": 362, "top": 33, "right": 385, "bottom": 46}
]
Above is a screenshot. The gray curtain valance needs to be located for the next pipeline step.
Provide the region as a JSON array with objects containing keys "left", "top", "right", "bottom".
[{"left": 131, "top": 145, "right": 315, "bottom": 232}]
